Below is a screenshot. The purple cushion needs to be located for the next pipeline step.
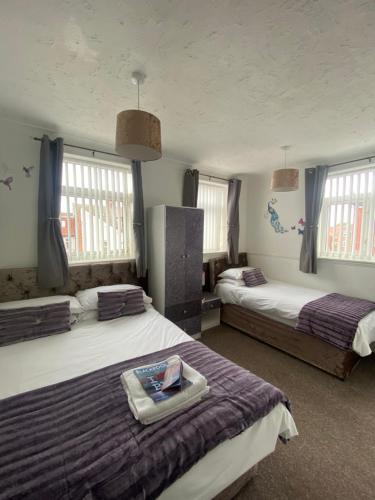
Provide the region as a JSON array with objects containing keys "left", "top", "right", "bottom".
[
  {"left": 98, "top": 289, "right": 145, "bottom": 321},
  {"left": 0, "top": 301, "right": 71, "bottom": 347},
  {"left": 242, "top": 268, "right": 267, "bottom": 287}
]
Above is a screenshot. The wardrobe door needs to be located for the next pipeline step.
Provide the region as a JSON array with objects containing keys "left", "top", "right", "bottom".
[
  {"left": 184, "top": 208, "right": 203, "bottom": 303},
  {"left": 175, "top": 316, "right": 201, "bottom": 336},
  {"left": 165, "top": 207, "right": 186, "bottom": 308}
]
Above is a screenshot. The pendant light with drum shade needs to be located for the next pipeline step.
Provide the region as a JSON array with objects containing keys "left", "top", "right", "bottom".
[
  {"left": 271, "top": 145, "right": 299, "bottom": 191},
  {"left": 115, "top": 72, "right": 162, "bottom": 161}
]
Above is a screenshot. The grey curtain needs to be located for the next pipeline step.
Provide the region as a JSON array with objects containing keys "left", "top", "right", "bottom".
[
  {"left": 182, "top": 168, "right": 199, "bottom": 207},
  {"left": 227, "top": 178, "right": 242, "bottom": 264},
  {"left": 37, "top": 135, "right": 68, "bottom": 288},
  {"left": 299, "top": 165, "right": 328, "bottom": 274},
  {"left": 131, "top": 160, "right": 146, "bottom": 278}
]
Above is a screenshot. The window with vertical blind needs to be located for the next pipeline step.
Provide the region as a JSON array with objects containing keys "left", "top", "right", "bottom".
[
  {"left": 318, "top": 164, "right": 375, "bottom": 262},
  {"left": 60, "top": 154, "right": 134, "bottom": 263},
  {"left": 197, "top": 177, "right": 228, "bottom": 253}
]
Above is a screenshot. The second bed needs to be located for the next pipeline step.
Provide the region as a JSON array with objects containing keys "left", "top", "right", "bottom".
[{"left": 210, "top": 254, "right": 374, "bottom": 380}]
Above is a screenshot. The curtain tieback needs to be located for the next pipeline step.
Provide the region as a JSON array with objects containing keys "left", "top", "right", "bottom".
[
  {"left": 48, "top": 217, "right": 60, "bottom": 220},
  {"left": 133, "top": 222, "right": 143, "bottom": 227}
]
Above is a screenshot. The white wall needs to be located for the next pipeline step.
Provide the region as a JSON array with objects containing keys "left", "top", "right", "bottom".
[
  {"left": 1, "top": 116, "right": 371, "bottom": 298},
  {"left": 246, "top": 172, "right": 375, "bottom": 300},
  {"left": 0, "top": 118, "right": 247, "bottom": 269}
]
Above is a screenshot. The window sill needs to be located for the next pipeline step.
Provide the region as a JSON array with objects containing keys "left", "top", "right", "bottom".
[
  {"left": 68, "top": 257, "right": 135, "bottom": 267},
  {"left": 203, "top": 251, "right": 226, "bottom": 262},
  {"left": 318, "top": 257, "right": 375, "bottom": 267}
]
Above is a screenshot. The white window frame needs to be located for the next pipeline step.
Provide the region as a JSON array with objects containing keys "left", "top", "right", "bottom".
[
  {"left": 197, "top": 177, "right": 228, "bottom": 254},
  {"left": 318, "top": 164, "right": 375, "bottom": 263},
  {"left": 60, "top": 153, "right": 134, "bottom": 264}
]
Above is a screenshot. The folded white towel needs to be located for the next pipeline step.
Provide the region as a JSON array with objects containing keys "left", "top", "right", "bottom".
[{"left": 121, "top": 355, "right": 209, "bottom": 425}]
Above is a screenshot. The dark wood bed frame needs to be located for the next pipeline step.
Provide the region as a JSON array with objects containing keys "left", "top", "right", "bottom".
[{"left": 210, "top": 254, "right": 360, "bottom": 380}]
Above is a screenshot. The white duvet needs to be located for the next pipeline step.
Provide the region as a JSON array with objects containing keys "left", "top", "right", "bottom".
[
  {"left": 215, "top": 280, "right": 375, "bottom": 356},
  {"left": 0, "top": 305, "right": 297, "bottom": 500}
]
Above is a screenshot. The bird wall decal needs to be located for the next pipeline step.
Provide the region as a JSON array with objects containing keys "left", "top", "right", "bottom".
[
  {"left": 23, "top": 166, "right": 35, "bottom": 177},
  {"left": 0, "top": 177, "right": 14, "bottom": 190}
]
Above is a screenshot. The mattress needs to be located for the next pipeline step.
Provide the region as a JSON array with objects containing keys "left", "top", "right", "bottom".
[
  {"left": 0, "top": 305, "right": 297, "bottom": 500},
  {"left": 215, "top": 280, "right": 375, "bottom": 357}
]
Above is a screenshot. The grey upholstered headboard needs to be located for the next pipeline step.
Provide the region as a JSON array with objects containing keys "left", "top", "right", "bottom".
[
  {"left": 208, "top": 253, "right": 248, "bottom": 292},
  {"left": 0, "top": 261, "right": 144, "bottom": 302}
]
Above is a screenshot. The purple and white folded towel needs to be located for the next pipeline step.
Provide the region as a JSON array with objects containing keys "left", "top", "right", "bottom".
[{"left": 121, "top": 355, "right": 209, "bottom": 425}]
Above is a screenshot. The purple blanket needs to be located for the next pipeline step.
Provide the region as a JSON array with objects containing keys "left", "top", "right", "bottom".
[
  {"left": 296, "top": 293, "right": 375, "bottom": 351},
  {"left": 0, "top": 341, "right": 289, "bottom": 500}
]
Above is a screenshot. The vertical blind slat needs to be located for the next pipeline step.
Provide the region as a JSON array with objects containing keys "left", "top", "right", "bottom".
[
  {"left": 367, "top": 172, "right": 375, "bottom": 260},
  {"left": 79, "top": 164, "right": 87, "bottom": 261},
  {"left": 104, "top": 168, "right": 111, "bottom": 260},
  {"left": 93, "top": 166, "right": 100, "bottom": 260},
  {"left": 345, "top": 175, "right": 353, "bottom": 258},
  {"left": 351, "top": 174, "right": 360, "bottom": 258},
  {"left": 358, "top": 172, "right": 368, "bottom": 259},
  {"left": 110, "top": 169, "right": 117, "bottom": 256},
  {"left": 64, "top": 164, "right": 72, "bottom": 257},
  {"left": 71, "top": 162, "right": 79, "bottom": 261},
  {"left": 87, "top": 165, "right": 94, "bottom": 260},
  {"left": 97, "top": 167, "right": 105, "bottom": 260},
  {"left": 337, "top": 176, "right": 344, "bottom": 254}
]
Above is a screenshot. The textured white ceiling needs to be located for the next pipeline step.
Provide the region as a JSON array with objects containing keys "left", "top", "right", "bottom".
[{"left": 1, "top": 0, "right": 375, "bottom": 173}]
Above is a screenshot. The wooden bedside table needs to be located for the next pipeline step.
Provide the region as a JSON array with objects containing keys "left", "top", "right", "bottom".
[{"left": 201, "top": 292, "right": 221, "bottom": 331}]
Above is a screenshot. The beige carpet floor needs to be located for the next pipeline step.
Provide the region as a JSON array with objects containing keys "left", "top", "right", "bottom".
[{"left": 201, "top": 324, "right": 375, "bottom": 500}]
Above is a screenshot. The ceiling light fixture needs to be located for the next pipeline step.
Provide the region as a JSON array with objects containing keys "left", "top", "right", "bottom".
[
  {"left": 115, "top": 71, "right": 162, "bottom": 161},
  {"left": 271, "top": 145, "right": 299, "bottom": 192}
]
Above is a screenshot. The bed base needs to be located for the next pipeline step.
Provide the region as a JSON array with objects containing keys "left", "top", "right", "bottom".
[{"left": 221, "top": 304, "right": 360, "bottom": 380}]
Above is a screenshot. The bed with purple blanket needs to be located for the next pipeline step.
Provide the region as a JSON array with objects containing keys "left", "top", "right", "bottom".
[
  {"left": 296, "top": 293, "right": 375, "bottom": 351},
  {"left": 0, "top": 305, "right": 297, "bottom": 500},
  {"left": 211, "top": 255, "right": 375, "bottom": 380}
]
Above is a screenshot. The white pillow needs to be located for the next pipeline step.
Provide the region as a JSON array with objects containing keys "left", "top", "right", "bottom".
[
  {"left": 217, "top": 267, "right": 255, "bottom": 280},
  {"left": 0, "top": 295, "right": 83, "bottom": 315},
  {"left": 217, "top": 278, "right": 246, "bottom": 287},
  {"left": 76, "top": 284, "right": 152, "bottom": 311}
]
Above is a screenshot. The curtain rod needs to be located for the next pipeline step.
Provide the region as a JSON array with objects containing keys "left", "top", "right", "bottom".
[
  {"left": 199, "top": 172, "right": 229, "bottom": 182},
  {"left": 35, "top": 135, "right": 374, "bottom": 173},
  {"left": 328, "top": 154, "right": 375, "bottom": 168},
  {"left": 33, "top": 137, "right": 121, "bottom": 158},
  {"left": 33, "top": 136, "right": 231, "bottom": 180}
]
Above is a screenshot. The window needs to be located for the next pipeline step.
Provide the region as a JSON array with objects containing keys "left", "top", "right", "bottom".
[
  {"left": 318, "top": 165, "right": 375, "bottom": 262},
  {"left": 60, "top": 154, "right": 134, "bottom": 263},
  {"left": 197, "top": 177, "right": 228, "bottom": 253}
]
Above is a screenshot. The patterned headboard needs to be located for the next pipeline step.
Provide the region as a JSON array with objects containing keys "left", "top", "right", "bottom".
[
  {"left": 208, "top": 253, "right": 248, "bottom": 292},
  {"left": 0, "top": 261, "right": 145, "bottom": 303}
]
